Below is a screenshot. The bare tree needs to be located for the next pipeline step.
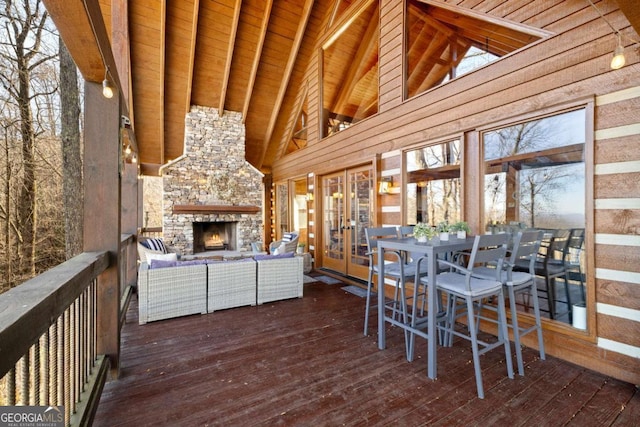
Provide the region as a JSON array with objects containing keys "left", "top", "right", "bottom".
[
  {"left": 59, "top": 37, "right": 82, "bottom": 258},
  {"left": 0, "top": 0, "right": 58, "bottom": 281}
]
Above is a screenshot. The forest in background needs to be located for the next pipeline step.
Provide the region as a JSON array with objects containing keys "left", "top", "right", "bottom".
[{"left": 0, "top": 0, "right": 82, "bottom": 292}]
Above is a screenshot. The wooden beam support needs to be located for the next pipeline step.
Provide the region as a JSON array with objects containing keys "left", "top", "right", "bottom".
[
  {"left": 242, "top": 0, "right": 273, "bottom": 123},
  {"left": 83, "top": 81, "right": 121, "bottom": 378},
  {"left": 259, "top": 0, "right": 315, "bottom": 168},
  {"left": 219, "top": 0, "right": 243, "bottom": 114}
]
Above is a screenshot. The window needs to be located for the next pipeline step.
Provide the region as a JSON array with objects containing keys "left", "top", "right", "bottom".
[
  {"left": 405, "top": 139, "right": 461, "bottom": 226},
  {"left": 321, "top": 0, "right": 379, "bottom": 137},
  {"left": 405, "top": 0, "right": 547, "bottom": 99},
  {"left": 482, "top": 109, "right": 585, "bottom": 230},
  {"left": 482, "top": 108, "right": 587, "bottom": 327}
]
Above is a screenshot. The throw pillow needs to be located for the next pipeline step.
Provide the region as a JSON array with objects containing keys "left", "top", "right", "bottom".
[
  {"left": 142, "top": 238, "right": 168, "bottom": 253},
  {"left": 146, "top": 252, "right": 178, "bottom": 263}
]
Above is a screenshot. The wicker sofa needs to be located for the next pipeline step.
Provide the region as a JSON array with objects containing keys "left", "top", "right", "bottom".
[
  {"left": 256, "top": 255, "right": 304, "bottom": 304},
  {"left": 137, "top": 253, "right": 304, "bottom": 324}
]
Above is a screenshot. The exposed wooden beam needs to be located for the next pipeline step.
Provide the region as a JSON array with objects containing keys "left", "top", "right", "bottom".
[
  {"left": 329, "top": 14, "right": 378, "bottom": 119},
  {"left": 111, "top": 1, "right": 130, "bottom": 114},
  {"left": 219, "top": 0, "right": 243, "bottom": 114},
  {"left": 615, "top": 0, "right": 640, "bottom": 38},
  {"left": 43, "top": 0, "right": 119, "bottom": 86},
  {"left": 164, "top": 0, "right": 200, "bottom": 161},
  {"left": 242, "top": 0, "right": 273, "bottom": 123},
  {"left": 187, "top": 0, "right": 200, "bottom": 113},
  {"left": 278, "top": 85, "right": 309, "bottom": 158},
  {"left": 160, "top": 0, "right": 167, "bottom": 164},
  {"left": 259, "top": 0, "right": 315, "bottom": 168}
]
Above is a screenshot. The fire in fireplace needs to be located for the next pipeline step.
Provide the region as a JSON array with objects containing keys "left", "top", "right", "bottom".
[{"left": 193, "top": 221, "right": 237, "bottom": 253}]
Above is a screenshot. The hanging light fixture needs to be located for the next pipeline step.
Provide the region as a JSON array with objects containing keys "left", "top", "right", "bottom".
[
  {"left": 610, "top": 32, "right": 626, "bottom": 70},
  {"left": 587, "top": 0, "right": 639, "bottom": 70},
  {"left": 102, "top": 66, "right": 114, "bottom": 99}
]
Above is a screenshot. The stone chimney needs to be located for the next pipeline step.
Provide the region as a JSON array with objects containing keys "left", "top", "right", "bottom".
[{"left": 161, "top": 106, "right": 264, "bottom": 255}]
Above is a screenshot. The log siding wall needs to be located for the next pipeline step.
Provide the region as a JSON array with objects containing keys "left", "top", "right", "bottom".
[
  {"left": 593, "top": 88, "right": 640, "bottom": 364},
  {"left": 271, "top": 0, "right": 640, "bottom": 383}
]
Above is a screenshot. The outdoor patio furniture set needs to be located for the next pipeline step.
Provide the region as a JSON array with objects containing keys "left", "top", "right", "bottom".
[{"left": 137, "top": 238, "right": 303, "bottom": 325}]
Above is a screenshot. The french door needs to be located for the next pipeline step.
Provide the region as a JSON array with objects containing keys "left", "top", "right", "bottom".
[{"left": 321, "top": 165, "right": 373, "bottom": 280}]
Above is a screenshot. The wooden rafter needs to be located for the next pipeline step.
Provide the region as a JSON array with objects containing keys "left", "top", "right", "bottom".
[
  {"left": 329, "top": 12, "right": 378, "bottom": 119},
  {"left": 242, "top": 0, "right": 273, "bottom": 123},
  {"left": 258, "top": 0, "right": 315, "bottom": 167},
  {"left": 279, "top": 84, "right": 309, "bottom": 158},
  {"left": 219, "top": 0, "right": 243, "bottom": 114},
  {"left": 159, "top": 0, "right": 166, "bottom": 164},
  {"left": 186, "top": 1, "right": 200, "bottom": 113}
]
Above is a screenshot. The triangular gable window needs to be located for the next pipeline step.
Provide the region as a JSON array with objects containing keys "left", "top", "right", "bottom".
[{"left": 406, "top": 0, "right": 551, "bottom": 99}]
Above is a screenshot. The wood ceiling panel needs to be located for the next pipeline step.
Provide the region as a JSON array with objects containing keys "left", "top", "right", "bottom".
[
  {"left": 130, "top": 0, "right": 165, "bottom": 165},
  {"left": 165, "top": 0, "right": 199, "bottom": 162},
  {"left": 225, "top": 0, "right": 270, "bottom": 112},
  {"left": 244, "top": 0, "right": 309, "bottom": 166},
  {"left": 191, "top": 0, "right": 237, "bottom": 108}
]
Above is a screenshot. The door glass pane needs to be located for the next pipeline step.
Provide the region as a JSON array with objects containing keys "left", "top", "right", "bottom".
[
  {"left": 405, "top": 139, "right": 462, "bottom": 226},
  {"left": 349, "top": 170, "right": 373, "bottom": 267},
  {"left": 276, "top": 182, "right": 289, "bottom": 238},
  {"left": 323, "top": 175, "right": 344, "bottom": 260},
  {"left": 293, "top": 178, "right": 308, "bottom": 249}
]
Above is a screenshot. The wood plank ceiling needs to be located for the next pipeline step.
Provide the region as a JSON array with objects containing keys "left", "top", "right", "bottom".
[
  {"left": 97, "top": 0, "right": 330, "bottom": 176},
  {"left": 44, "top": 0, "right": 640, "bottom": 177}
]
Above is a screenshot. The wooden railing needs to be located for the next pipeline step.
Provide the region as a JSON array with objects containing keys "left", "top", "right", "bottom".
[
  {"left": 0, "top": 239, "right": 136, "bottom": 426},
  {"left": 139, "top": 227, "right": 162, "bottom": 239}
]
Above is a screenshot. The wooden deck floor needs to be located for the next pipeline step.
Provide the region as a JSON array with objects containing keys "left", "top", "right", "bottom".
[{"left": 94, "top": 275, "right": 639, "bottom": 426}]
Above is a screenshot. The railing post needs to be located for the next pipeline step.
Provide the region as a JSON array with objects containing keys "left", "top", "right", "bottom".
[{"left": 83, "top": 81, "right": 121, "bottom": 378}]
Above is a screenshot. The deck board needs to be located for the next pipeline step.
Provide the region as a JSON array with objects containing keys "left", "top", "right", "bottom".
[{"left": 94, "top": 277, "right": 638, "bottom": 426}]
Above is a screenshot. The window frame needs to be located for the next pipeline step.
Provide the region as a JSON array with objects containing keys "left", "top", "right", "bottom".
[{"left": 476, "top": 97, "right": 596, "bottom": 338}]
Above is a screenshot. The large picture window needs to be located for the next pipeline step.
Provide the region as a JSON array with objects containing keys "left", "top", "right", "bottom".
[
  {"left": 483, "top": 109, "right": 585, "bottom": 230},
  {"left": 482, "top": 108, "right": 587, "bottom": 327}
]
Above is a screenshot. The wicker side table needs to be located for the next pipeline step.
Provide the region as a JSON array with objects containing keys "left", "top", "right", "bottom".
[{"left": 296, "top": 252, "right": 313, "bottom": 273}]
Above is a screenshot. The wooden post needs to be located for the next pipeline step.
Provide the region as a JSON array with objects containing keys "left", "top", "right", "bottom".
[
  {"left": 83, "top": 81, "right": 121, "bottom": 378},
  {"left": 122, "top": 161, "right": 139, "bottom": 289}
]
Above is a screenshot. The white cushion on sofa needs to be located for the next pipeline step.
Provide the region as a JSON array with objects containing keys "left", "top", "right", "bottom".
[{"left": 146, "top": 252, "right": 178, "bottom": 262}]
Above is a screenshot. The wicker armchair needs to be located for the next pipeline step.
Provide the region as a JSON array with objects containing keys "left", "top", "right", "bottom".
[
  {"left": 269, "top": 232, "right": 299, "bottom": 254},
  {"left": 137, "top": 237, "right": 181, "bottom": 263}
]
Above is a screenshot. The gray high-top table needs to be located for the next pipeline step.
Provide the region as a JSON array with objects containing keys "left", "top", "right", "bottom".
[{"left": 377, "top": 235, "right": 476, "bottom": 379}]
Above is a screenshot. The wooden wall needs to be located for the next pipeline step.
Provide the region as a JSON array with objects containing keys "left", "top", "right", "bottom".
[{"left": 272, "top": 0, "right": 640, "bottom": 384}]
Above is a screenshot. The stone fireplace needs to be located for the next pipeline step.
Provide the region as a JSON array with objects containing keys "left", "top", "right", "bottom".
[{"left": 161, "top": 106, "right": 264, "bottom": 255}]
